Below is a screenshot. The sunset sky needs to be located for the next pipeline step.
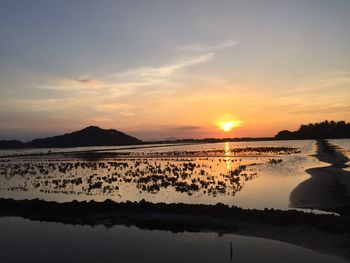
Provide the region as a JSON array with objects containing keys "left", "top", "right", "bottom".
[{"left": 1, "top": 0, "right": 350, "bottom": 141}]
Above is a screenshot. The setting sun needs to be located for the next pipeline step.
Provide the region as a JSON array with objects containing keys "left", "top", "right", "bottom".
[
  {"left": 221, "top": 122, "right": 234, "bottom": 132},
  {"left": 216, "top": 120, "right": 241, "bottom": 132}
]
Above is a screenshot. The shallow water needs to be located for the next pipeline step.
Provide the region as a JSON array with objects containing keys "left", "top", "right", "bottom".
[
  {"left": 329, "top": 139, "right": 350, "bottom": 166},
  {"left": 0, "top": 216, "right": 347, "bottom": 263},
  {"left": 0, "top": 140, "right": 323, "bottom": 210},
  {"left": 0, "top": 143, "right": 178, "bottom": 157},
  {"left": 329, "top": 139, "right": 350, "bottom": 152}
]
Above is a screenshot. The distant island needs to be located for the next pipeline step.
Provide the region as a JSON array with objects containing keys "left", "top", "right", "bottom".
[
  {"left": 275, "top": 120, "right": 350, "bottom": 140},
  {"left": 1, "top": 120, "right": 349, "bottom": 149},
  {"left": 0, "top": 126, "right": 142, "bottom": 149}
]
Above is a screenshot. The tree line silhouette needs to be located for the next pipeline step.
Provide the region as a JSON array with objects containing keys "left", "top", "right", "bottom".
[{"left": 275, "top": 120, "right": 350, "bottom": 140}]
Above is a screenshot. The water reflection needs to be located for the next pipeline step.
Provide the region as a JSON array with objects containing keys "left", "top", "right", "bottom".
[
  {"left": 0, "top": 141, "right": 321, "bottom": 209},
  {"left": 0, "top": 217, "right": 347, "bottom": 263},
  {"left": 0, "top": 157, "right": 258, "bottom": 199},
  {"left": 224, "top": 142, "right": 231, "bottom": 171}
]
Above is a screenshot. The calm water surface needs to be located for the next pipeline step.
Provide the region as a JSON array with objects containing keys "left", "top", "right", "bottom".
[
  {"left": 0, "top": 216, "right": 347, "bottom": 263},
  {"left": 329, "top": 139, "right": 350, "bottom": 167},
  {"left": 0, "top": 140, "right": 326, "bottom": 210}
]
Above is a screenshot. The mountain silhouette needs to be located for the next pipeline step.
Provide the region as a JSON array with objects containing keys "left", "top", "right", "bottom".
[{"left": 0, "top": 126, "right": 142, "bottom": 149}]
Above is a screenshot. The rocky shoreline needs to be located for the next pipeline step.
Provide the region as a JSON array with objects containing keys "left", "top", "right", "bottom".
[
  {"left": 1, "top": 197, "right": 350, "bottom": 259},
  {"left": 0, "top": 198, "right": 349, "bottom": 232}
]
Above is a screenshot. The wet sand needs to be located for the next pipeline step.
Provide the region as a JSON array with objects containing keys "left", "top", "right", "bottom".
[{"left": 290, "top": 140, "right": 350, "bottom": 214}]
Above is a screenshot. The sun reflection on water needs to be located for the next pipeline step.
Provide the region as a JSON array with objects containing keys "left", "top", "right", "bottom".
[{"left": 224, "top": 142, "right": 231, "bottom": 171}]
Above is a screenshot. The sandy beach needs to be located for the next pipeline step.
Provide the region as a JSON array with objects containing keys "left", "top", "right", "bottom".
[{"left": 290, "top": 140, "right": 350, "bottom": 214}]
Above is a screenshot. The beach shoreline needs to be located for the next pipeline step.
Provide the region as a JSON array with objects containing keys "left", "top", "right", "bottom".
[
  {"left": 1, "top": 139, "right": 350, "bottom": 260},
  {"left": 290, "top": 140, "right": 350, "bottom": 213}
]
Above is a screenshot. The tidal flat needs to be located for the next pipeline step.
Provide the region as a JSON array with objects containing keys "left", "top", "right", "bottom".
[
  {"left": 0, "top": 140, "right": 322, "bottom": 209},
  {"left": 1, "top": 139, "right": 350, "bottom": 262}
]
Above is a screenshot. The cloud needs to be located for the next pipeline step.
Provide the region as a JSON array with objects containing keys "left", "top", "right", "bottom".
[
  {"left": 178, "top": 39, "right": 238, "bottom": 52},
  {"left": 95, "top": 103, "right": 137, "bottom": 116},
  {"left": 35, "top": 38, "right": 238, "bottom": 102},
  {"left": 111, "top": 53, "right": 214, "bottom": 81},
  {"left": 36, "top": 78, "right": 103, "bottom": 91},
  {"left": 2, "top": 98, "right": 66, "bottom": 111},
  {"left": 283, "top": 72, "right": 350, "bottom": 95},
  {"left": 13, "top": 42, "right": 228, "bottom": 119},
  {"left": 175, "top": 126, "right": 201, "bottom": 130},
  {"left": 290, "top": 105, "right": 350, "bottom": 115},
  {"left": 75, "top": 78, "right": 94, "bottom": 84},
  {"left": 84, "top": 117, "right": 114, "bottom": 123},
  {"left": 37, "top": 52, "right": 214, "bottom": 100},
  {"left": 274, "top": 72, "right": 350, "bottom": 116},
  {"left": 95, "top": 103, "right": 135, "bottom": 112},
  {"left": 35, "top": 77, "right": 136, "bottom": 100},
  {"left": 74, "top": 78, "right": 103, "bottom": 87}
]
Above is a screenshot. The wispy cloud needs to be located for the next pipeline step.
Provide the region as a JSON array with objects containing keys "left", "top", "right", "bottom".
[
  {"left": 290, "top": 105, "right": 350, "bottom": 114},
  {"left": 109, "top": 53, "right": 214, "bottom": 81},
  {"left": 95, "top": 103, "right": 137, "bottom": 116},
  {"left": 12, "top": 40, "right": 234, "bottom": 119},
  {"left": 2, "top": 98, "right": 70, "bottom": 112},
  {"left": 83, "top": 117, "right": 114, "bottom": 123},
  {"left": 95, "top": 103, "right": 135, "bottom": 112},
  {"left": 177, "top": 39, "right": 238, "bottom": 52},
  {"left": 36, "top": 38, "right": 239, "bottom": 100},
  {"left": 36, "top": 78, "right": 104, "bottom": 91},
  {"left": 275, "top": 72, "right": 350, "bottom": 116},
  {"left": 38, "top": 52, "right": 214, "bottom": 97},
  {"left": 283, "top": 72, "right": 350, "bottom": 95}
]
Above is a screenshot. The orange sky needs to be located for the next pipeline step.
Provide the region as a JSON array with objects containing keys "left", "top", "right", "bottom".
[{"left": 0, "top": 1, "right": 349, "bottom": 140}]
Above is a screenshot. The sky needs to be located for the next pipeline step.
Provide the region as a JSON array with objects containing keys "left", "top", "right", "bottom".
[{"left": 0, "top": 0, "right": 350, "bottom": 141}]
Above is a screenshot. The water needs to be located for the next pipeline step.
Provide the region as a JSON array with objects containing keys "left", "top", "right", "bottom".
[
  {"left": 0, "top": 141, "right": 347, "bottom": 262},
  {"left": 329, "top": 139, "right": 350, "bottom": 152},
  {"left": 329, "top": 139, "right": 350, "bottom": 166},
  {"left": 0, "top": 216, "right": 347, "bottom": 263},
  {"left": 0, "top": 140, "right": 325, "bottom": 210},
  {"left": 0, "top": 143, "right": 178, "bottom": 157}
]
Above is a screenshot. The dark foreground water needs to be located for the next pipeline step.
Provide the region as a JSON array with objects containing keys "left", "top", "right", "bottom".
[{"left": 0, "top": 217, "right": 347, "bottom": 263}]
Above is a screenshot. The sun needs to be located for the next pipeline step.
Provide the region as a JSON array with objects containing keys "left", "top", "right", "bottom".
[
  {"left": 216, "top": 120, "right": 241, "bottom": 132},
  {"left": 221, "top": 122, "right": 235, "bottom": 132}
]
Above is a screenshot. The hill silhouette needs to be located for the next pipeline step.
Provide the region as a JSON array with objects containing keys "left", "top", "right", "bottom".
[
  {"left": 1, "top": 121, "right": 349, "bottom": 149},
  {"left": 275, "top": 120, "right": 350, "bottom": 140},
  {"left": 0, "top": 126, "right": 142, "bottom": 149},
  {"left": 0, "top": 140, "right": 25, "bottom": 149}
]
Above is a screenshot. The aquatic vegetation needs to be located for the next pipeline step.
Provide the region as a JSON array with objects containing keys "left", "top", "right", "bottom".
[
  {"left": 0, "top": 157, "right": 260, "bottom": 199},
  {"left": 0, "top": 142, "right": 308, "bottom": 206},
  {"left": 268, "top": 159, "right": 283, "bottom": 165},
  {"left": 71, "top": 146, "right": 301, "bottom": 159}
]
